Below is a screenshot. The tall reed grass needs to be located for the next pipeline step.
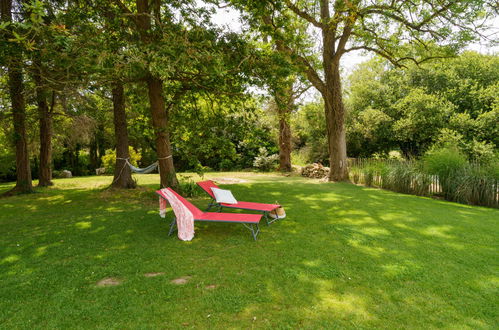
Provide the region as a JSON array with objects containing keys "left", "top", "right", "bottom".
[{"left": 348, "top": 151, "right": 498, "bottom": 208}]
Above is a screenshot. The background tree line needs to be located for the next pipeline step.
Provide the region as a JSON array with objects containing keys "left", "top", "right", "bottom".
[
  {"left": 0, "top": 0, "right": 496, "bottom": 195},
  {"left": 293, "top": 51, "right": 498, "bottom": 164}
]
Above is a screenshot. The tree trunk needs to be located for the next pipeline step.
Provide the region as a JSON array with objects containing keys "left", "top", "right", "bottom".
[
  {"left": 147, "top": 76, "right": 179, "bottom": 189},
  {"left": 275, "top": 81, "right": 294, "bottom": 172},
  {"left": 111, "top": 81, "right": 136, "bottom": 189},
  {"left": 1, "top": 0, "right": 32, "bottom": 195},
  {"left": 278, "top": 116, "right": 292, "bottom": 171},
  {"left": 134, "top": 0, "right": 178, "bottom": 189},
  {"left": 35, "top": 62, "right": 54, "bottom": 187},
  {"left": 323, "top": 63, "right": 348, "bottom": 181}
]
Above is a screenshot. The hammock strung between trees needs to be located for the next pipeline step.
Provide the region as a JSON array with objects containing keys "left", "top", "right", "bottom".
[
  {"left": 117, "top": 155, "right": 172, "bottom": 174},
  {"left": 115, "top": 158, "right": 158, "bottom": 174},
  {"left": 127, "top": 160, "right": 158, "bottom": 174}
]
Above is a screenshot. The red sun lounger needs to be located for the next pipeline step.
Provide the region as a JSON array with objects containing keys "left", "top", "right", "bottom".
[
  {"left": 196, "top": 180, "right": 281, "bottom": 225},
  {"left": 156, "top": 188, "right": 262, "bottom": 240}
]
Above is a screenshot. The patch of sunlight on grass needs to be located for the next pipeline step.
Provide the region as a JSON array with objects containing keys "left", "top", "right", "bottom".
[
  {"left": 34, "top": 246, "right": 47, "bottom": 257},
  {"left": 360, "top": 227, "right": 391, "bottom": 237},
  {"left": 105, "top": 206, "right": 124, "bottom": 212},
  {"left": 347, "top": 217, "right": 379, "bottom": 226},
  {"left": 347, "top": 240, "right": 386, "bottom": 257},
  {"left": 75, "top": 221, "right": 92, "bottom": 229},
  {"left": 39, "top": 194, "right": 64, "bottom": 202},
  {"left": 421, "top": 225, "right": 455, "bottom": 239},
  {"left": 473, "top": 275, "right": 499, "bottom": 291},
  {"left": 302, "top": 259, "right": 321, "bottom": 267},
  {"left": 316, "top": 286, "right": 372, "bottom": 320},
  {"left": 90, "top": 226, "right": 105, "bottom": 234},
  {"left": 2, "top": 255, "right": 20, "bottom": 264},
  {"left": 381, "top": 262, "right": 420, "bottom": 279},
  {"left": 93, "top": 254, "right": 105, "bottom": 260}
]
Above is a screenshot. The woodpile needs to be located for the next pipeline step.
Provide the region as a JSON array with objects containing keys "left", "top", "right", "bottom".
[{"left": 301, "top": 163, "right": 330, "bottom": 179}]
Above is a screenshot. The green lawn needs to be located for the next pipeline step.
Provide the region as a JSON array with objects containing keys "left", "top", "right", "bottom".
[{"left": 1, "top": 173, "right": 498, "bottom": 328}]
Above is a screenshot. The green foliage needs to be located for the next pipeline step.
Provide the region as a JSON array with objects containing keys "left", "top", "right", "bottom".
[
  {"left": 424, "top": 146, "right": 467, "bottom": 179},
  {"left": 423, "top": 146, "right": 467, "bottom": 200},
  {"left": 101, "top": 147, "right": 141, "bottom": 174},
  {"left": 252, "top": 147, "right": 279, "bottom": 171},
  {"left": 170, "top": 97, "right": 277, "bottom": 172},
  {"left": 177, "top": 176, "right": 203, "bottom": 198},
  {"left": 292, "top": 101, "right": 328, "bottom": 164},
  {"left": 344, "top": 52, "right": 499, "bottom": 158}
]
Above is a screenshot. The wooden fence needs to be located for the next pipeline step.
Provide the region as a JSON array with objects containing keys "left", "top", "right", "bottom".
[{"left": 348, "top": 158, "right": 498, "bottom": 208}]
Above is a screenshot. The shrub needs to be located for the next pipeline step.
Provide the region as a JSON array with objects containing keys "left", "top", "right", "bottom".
[
  {"left": 178, "top": 177, "right": 203, "bottom": 197},
  {"left": 423, "top": 146, "right": 467, "bottom": 200},
  {"left": 218, "top": 159, "right": 234, "bottom": 171},
  {"left": 253, "top": 147, "right": 279, "bottom": 171},
  {"left": 101, "top": 147, "right": 141, "bottom": 174}
]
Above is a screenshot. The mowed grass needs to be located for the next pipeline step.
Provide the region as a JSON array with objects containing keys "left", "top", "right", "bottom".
[{"left": 0, "top": 173, "right": 498, "bottom": 329}]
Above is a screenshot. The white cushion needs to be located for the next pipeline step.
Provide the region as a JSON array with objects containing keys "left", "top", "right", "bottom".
[{"left": 211, "top": 187, "right": 238, "bottom": 204}]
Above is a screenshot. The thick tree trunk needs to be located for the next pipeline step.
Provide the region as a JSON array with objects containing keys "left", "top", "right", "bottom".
[
  {"left": 134, "top": 0, "right": 178, "bottom": 189},
  {"left": 111, "top": 82, "right": 136, "bottom": 189},
  {"left": 35, "top": 68, "right": 54, "bottom": 187},
  {"left": 323, "top": 64, "right": 348, "bottom": 181},
  {"left": 1, "top": 0, "right": 32, "bottom": 195},
  {"left": 147, "top": 76, "right": 179, "bottom": 189},
  {"left": 275, "top": 81, "right": 294, "bottom": 172},
  {"left": 278, "top": 116, "right": 292, "bottom": 171}
]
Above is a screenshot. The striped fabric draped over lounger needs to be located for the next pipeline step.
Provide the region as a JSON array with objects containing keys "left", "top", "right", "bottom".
[{"left": 158, "top": 188, "right": 195, "bottom": 241}]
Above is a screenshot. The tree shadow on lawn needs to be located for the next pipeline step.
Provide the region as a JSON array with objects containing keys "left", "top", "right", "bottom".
[
  {"left": 1, "top": 180, "right": 497, "bottom": 328},
  {"left": 215, "top": 181, "right": 498, "bottom": 327}
]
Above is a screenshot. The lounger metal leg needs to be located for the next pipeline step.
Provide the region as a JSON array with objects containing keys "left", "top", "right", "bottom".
[
  {"left": 243, "top": 223, "right": 260, "bottom": 241},
  {"left": 168, "top": 217, "right": 177, "bottom": 236},
  {"left": 206, "top": 199, "right": 217, "bottom": 211},
  {"left": 265, "top": 211, "right": 280, "bottom": 225}
]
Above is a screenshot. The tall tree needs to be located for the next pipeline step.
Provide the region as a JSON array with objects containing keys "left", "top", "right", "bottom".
[
  {"left": 0, "top": 0, "right": 32, "bottom": 195},
  {"left": 112, "top": 0, "right": 179, "bottom": 189},
  {"left": 236, "top": 0, "right": 495, "bottom": 181},
  {"left": 111, "top": 81, "right": 136, "bottom": 188},
  {"left": 274, "top": 79, "right": 294, "bottom": 171}
]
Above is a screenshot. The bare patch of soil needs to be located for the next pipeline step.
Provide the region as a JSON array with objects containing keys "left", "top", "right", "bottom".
[
  {"left": 171, "top": 276, "right": 191, "bottom": 285},
  {"left": 96, "top": 277, "right": 122, "bottom": 287},
  {"left": 205, "top": 284, "right": 218, "bottom": 289},
  {"left": 144, "top": 272, "right": 165, "bottom": 277}
]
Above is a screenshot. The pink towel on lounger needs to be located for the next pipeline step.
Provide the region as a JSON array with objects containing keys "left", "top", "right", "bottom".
[{"left": 159, "top": 188, "right": 195, "bottom": 241}]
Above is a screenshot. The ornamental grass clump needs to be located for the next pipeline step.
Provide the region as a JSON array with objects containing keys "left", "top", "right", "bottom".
[
  {"left": 360, "top": 161, "right": 387, "bottom": 187},
  {"left": 423, "top": 147, "right": 467, "bottom": 201},
  {"left": 455, "top": 162, "right": 499, "bottom": 207},
  {"left": 384, "top": 161, "right": 413, "bottom": 194}
]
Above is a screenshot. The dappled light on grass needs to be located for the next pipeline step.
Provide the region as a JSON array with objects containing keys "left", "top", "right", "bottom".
[
  {"left": 75, "top": 221, "right": 92, "bottom": 229},
  {"left": 0, "top": 173, "right": 498, "bottom": 328}
]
